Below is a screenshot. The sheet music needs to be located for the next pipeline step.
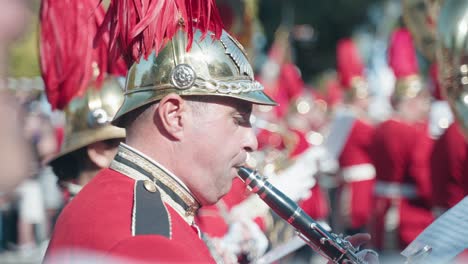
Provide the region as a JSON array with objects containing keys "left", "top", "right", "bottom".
[{"left": 401, "top": 196, "right": 468, "bottom": 263}]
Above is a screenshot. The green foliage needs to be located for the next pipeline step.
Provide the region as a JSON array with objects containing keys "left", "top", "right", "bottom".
[{"left": 9, "top": 19, "right": 40, "bottom": 77}]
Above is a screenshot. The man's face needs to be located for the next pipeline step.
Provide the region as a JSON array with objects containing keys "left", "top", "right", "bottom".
[
  {"left": 182, "top": 97, "right": 258, "bottom": 205},
  {"left": 354, "top": 97, "right": 370, "bottom": 113}
]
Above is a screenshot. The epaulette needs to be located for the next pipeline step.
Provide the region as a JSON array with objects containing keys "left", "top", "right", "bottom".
[{"left": 133, "top": 180, "right": 171, "bottom": 238}]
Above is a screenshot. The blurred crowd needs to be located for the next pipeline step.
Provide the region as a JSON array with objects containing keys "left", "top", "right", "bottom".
[{"left": 0, "top": 0, "right": 466, "bottom": 263}]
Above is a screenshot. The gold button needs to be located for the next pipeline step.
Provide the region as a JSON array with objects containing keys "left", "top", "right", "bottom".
[{"left": 143, "top": 180, "right": 157, "bottom": 193}]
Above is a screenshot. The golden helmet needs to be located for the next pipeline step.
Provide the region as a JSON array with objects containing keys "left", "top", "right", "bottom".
[
  {"left": 402, "top": 0, "right": 443, "bottom": 61},
  {"left": 388, "top": 28, "right": 424, "bottom": 104},
  {"left": 336, "top": 38, "right": 369, "bottom": 101},
  {"left": 112, "top": 29, "right": 276, "bottom": 127},
  {"left": 437, "top": 0, "right": 468, "bottom": 138},
  {"left": 50, "top": 77, "right": 126, "bottom": 165}
]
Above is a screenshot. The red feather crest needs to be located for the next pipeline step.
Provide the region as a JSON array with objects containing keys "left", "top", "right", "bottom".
[
  {"left": 388, "top": 28, "right": 420, "bottom": 79},
  {"left": 39, "top": 0, "right": 127, "bottom": 110},
  {"left": 336, "top": 38, "right": 365, "bottom": 90},
  {"left": 97, "top": 0, "right": 224, "bottom": 68}
]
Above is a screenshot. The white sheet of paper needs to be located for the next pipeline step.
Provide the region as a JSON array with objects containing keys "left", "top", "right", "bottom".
[{"left": 401, "top": 196, "right": 468, "bottom": 263}]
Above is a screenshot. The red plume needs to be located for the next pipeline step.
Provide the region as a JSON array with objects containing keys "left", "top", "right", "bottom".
[
  {"left": 388, "top": 28, "right": 420, "bottom": 79},
  {"left": 98, "top": 0, "right": 224, "bottom": 68},
  {"left": 39, "top": 0, "right": 127, "bottom": 110},
  {"left": 281, "top": 63, "right": 305, "bottom": 103},
  {"left": 336, "top": 38, "right": 365, "bottom": 90}
]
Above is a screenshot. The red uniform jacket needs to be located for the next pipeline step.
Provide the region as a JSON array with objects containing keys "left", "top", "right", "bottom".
[
  {"left": 370, "top": 119, "right": 434, "bottom": 250},
  {"left": 45, "top": 144, "right": 215, "bottom": 263},
  {"left": 337, "top": 118, "right": 375, "bottom": 232},
  {"left": 431, "top": 122, "right": 468, "bottom": 212}
]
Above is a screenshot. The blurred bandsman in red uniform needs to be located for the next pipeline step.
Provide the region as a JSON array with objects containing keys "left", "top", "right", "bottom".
[
  {"left": 401, "top": 0, "right": 460, "bottom": 217},
  {"left": 430, "top": 120, "right": 466, "bottom": 215},
  {"left": 428, "top": 63, "right": 466, "bottom": 217},
  {"left": 434, "top": 0, "right": 468, "bottom": 214},
  {"left": 39, "top": 0, "right": 126, "bottom": 207},
  {"left": 322, "top": 38, "right": 375, "bottom": 236},
  {"left": 288, "top": 91, "right": 331, "bottom": 225},
  {"left": 434, "top": 1, "right": 468, "bottom": 261},
  {"left": 263, "top": 27, "right": 331, "bottom": 221},
  {"left": 44, "top": 0, "right": 278, "bottom": 263},
  {"left": 370, "top": 28, "right": 433, "bottom": 251},
  {"left": 258, "top": 25, "right": 330, "bottom": 227},
  {"left": 438, "top": 1, "right": 468, "bottom": 142},
  {"left": 47, "top": 80, "right": 126, "bottom": 204}
]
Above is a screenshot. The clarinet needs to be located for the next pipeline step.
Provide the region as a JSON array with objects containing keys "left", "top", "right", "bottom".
[{"left": 237, "top": 166, "right": 367, "bottom": 264}]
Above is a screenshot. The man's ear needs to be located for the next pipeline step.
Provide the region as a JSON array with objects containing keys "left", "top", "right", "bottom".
[{"left": 157, "top": 93, "right": 186, "bottom": 140}]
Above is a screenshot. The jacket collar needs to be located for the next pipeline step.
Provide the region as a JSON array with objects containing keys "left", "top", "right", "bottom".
[{"left": 110, "top": 143, "right": 200, "bottom": 224}]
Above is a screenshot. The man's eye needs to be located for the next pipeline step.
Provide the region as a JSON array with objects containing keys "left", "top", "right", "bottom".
[
  {"left": 233, "top": 116, "right": 242, "bottom": 125},
  {"left": 234, "top": 116, "right": 250, "bottom": 126}
]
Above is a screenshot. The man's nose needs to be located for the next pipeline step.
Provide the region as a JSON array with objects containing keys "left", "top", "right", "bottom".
[{"left": 243, "top": 127, "right": 258, "bottom": 152}]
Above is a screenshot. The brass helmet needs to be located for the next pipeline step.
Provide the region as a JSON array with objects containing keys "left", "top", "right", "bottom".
[
  {"left": 437, "top": 0, "right": 468, "bottom": 138},
  {"left": 402, "top": 0, "right": 443, "bottom": 61},
  {"left": 388, "top": 28, "right": 424, "bottom": 105},
  {"left": 49, "top": 77, "right": 125, "bottom": 165},
  {"left": 336, "top": 38, "right": 369, "bottom": 101},
  {"left": 112, "top": 29, "right": 276, "bottom": 127},
  {"left": 39, "top": 0, "right": 128, "bottom": 167}
]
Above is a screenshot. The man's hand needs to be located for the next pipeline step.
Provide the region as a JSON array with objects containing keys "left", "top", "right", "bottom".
[
  {"left": 348, "top": 233, "right": 379, "bottom": 264},
  {"left": 346, "top": 233, "right": 372, "bottom": 248},
  {"left": 328, "top": 233, "right": 379, "bottom": 264}
]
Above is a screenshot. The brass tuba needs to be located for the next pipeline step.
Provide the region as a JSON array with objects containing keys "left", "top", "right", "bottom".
[
  {"left": 402, "top": 0, "right": 443, "bottom": 62},
  {"left": 437, "top": 0, "right": 468, "bottom": 139}
]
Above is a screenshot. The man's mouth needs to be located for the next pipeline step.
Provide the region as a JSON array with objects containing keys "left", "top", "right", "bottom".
[{"left": 235, "top": 153, "right": 248, "bottom": 167}]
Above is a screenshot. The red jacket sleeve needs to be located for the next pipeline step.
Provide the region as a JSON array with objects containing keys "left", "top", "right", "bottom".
[{"left": 430, "top": 132, "right": 451, "bottom": 208}]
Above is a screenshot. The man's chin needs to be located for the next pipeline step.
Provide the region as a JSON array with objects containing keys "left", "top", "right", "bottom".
[{"left": 220, "top": 180, "right": 234, "bottom": 196}]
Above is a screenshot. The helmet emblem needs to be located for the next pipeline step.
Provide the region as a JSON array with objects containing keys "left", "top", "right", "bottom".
[
  {"left": 220, "top": 33, "right": 254, "bottom": 79},
  {"left": 171, "top": 64, "right": 196, "bottom": 89},
  {"left": 88, "top": 108, "right": 109, "bottom": 127}
]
